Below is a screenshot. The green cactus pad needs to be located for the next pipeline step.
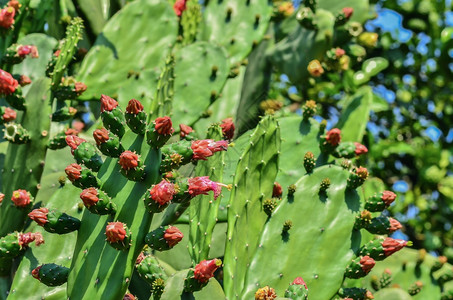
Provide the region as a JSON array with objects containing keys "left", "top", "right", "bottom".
[
  {"left": 76, "top": 0, "right": 178, "bottom": 100},
  {"left": 199, "top": 0, "right": 272, "bottom": 64},
  {"left": 223, "top": 116, "right": 280, "bottom": 299},
  {"left": 171, "top": 42, "right": 230, "bottom": 129},
  {"left": 241, "top": 165, "right": 361, "bottom": 300}
]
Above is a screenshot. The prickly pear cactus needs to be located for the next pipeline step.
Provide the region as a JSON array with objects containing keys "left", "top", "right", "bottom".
[{"left": 223, "top": 115, "right": 281, "bottom": 299}]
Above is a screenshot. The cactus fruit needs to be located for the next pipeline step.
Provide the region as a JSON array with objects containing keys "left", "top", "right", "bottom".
[
  {"left": 364, "top": 191, "right": 397, "bottom": 212},
  {"left": 359, "top": 238, "right": 410, "bottom": 261},
  {"left": 65, "top": 163, "right": 100, "bottom": 189},
  {"left": 0, "top": 232, "right": 43, "bottom": 258},
  {"left": 337, "top": 287, "right": 374, "bottom": 299},
  {"left": 302, "top": 100, "right": 317, "bottom": 120},
  {"left": 145, "top": 225, "right": 184, "bottom": 251},
  {"left": 347, "top": 166, "right": 369, "bottom": 189},
  {"left": 345, "top": 256, "right": 376, "bottom": 279},
  {"left": 285, "top": 277, "right": 309, "bottom": 300},
  {"left": 100, "top": 94, "right": 126, "bottom": 138},
  {"left": 135, "top": 255, "right": 167, "bottom": 288},
  {"left": 66, "top": 135, "right": 103, "bottom": 172},
  {"left": 105, "top": 222, "right": 132, "bottom": 251},
  {"left": 303, "top": 152, "right": 315, "bottom": 173},
  {"left": 31, "top": 264, "right": 69, "bottom": 287},
  {"left": 146, "top": 116, "right": 174, "bottom": 149},
  {"left": 125, "top": 99, "right": 147, "bottom": 134},
  {"left": 28, "top": 207, "right": 80, "bottom": 234},
  {"left": 93, "top": 128, "right": 124, "bottom": 157},
  {"left": 184, "top": 258, "right": 222, "bottom": 292}
]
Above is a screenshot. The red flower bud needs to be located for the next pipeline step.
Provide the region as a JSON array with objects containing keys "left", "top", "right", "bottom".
[
  {"left": 342, "top": 7, "right": 354, "bottom": 19},
  {"left": 31, "top": 265, "right": 41, "bottom": 280},
  {"left": 65, "top": 135, "right": 86, "bottom": 150},
  {"left": 272, "top": 182, "right": 282, "bottom": 198},
  {"left": 291, "top": 277, "right": 307, "bottom": 289},
  {"left": 389, "top": 218, "right": 402, "bottom": 233},
  {"left": 7, "top": 1, "right": 20, "bottom": 12},
  {"left": 0, "top": 193, "right": 4, "bottom": 204},
  {"left": 80, "top": 188, "right": 99, "bottom": 207},
  {"left": 163, "top": 226, "right": 184, "bottom": 247},
  {"left": 19, "top": 74, "right": 31, "bottom": 86},
  {"left": 0, "top": 69, "right": 18, "bottom": 95},
  {"left": 105, "top": 222, "right": 127, "bottom": 243},
  {"left": 11, "top": 189, "right": 31, "bottom": 207},
  {"left": 72, "top": 120, "right": 85, "bottom": 132},
  {"left": 191, "top": 139, "right": 228, "bottom": 160},
  {"left": 154, "top": 116, "right": 174, "bottom": 135},
  {"left": 19, "top": 232, "right": 44, "bottom": 247},
  {"left": 354, "top": 142, "right": 368, "bottom": 156},
  {"left": 220, "top": 118, "right": 235, "bottom": 140},
  {"left": 126, "top": 99, "right": 144, "bottom": 114},
  {"left": 179, "top": 124, "right": 193, "bottom": 139},
  {"left": 307, "top": 59, "right": 324, "bottom": 77},
  {"left": 382, "top": 238, "right": 407, "bottom": 257},
  {"left": 74, "top": 82, "right": 87, "bottom": 95},
  {"left": 150, "top": 179, "right": 176, "bottom": 206},
  {"left": 54, "top": 49, "right": 61, "bottom": 57},
  {"left": 28, "top": 208, "right": 49, "bottom": 226},
  {"left": 3, "top": 107, "right": 16, "bottom": 122},
  {"left": 65, "top": 163, "right": 82, "bottom": 181},
  {"left": 335, "top": 48, "right": 345, "bottom": 57},
  {"left": 193, "top": 258, "right": 222, "bottom": 283},
  {"left": 93, "top": 128, "right": 110, "bottom": 145},
  {"left": 173, "top": 0, "right": 187, "bottom": 16},
  {"left": 100, "top": 94, "right": 118, "bottom": 112},
  {"left": 123, "top": 294, "right": 136, "bottom": 300},
  {"left": 17, "top": 45, "right": 39, "bottom": 58},
  {"left": 326, "top": 128, "right": 341, "bottom": 146},
  {"left": 382, "top": 191, "right": 396, "bottom": 206},
  {"left": 359, "top": 256, "right": 375, "bottom": 275},
  {"left": 188, "top": 176, "right": 228, "bottom": 200},
  {"left": 365, "top": 290, "right": 374, "bottom": 299},
  {"left": 135, "top": 252, "right": 145, "bottom": 265},
  {"left": 119, "top": 151, "right": 139, "bottom": 170},
  {"left": 0, "top": 7, "right": 15, "bottom": 29},
  {"left": 65, "top": 128, "right": 79, "bottom": 136},
  {"left": 355, "top": 167, "right": 368, "bottom": 180}
]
